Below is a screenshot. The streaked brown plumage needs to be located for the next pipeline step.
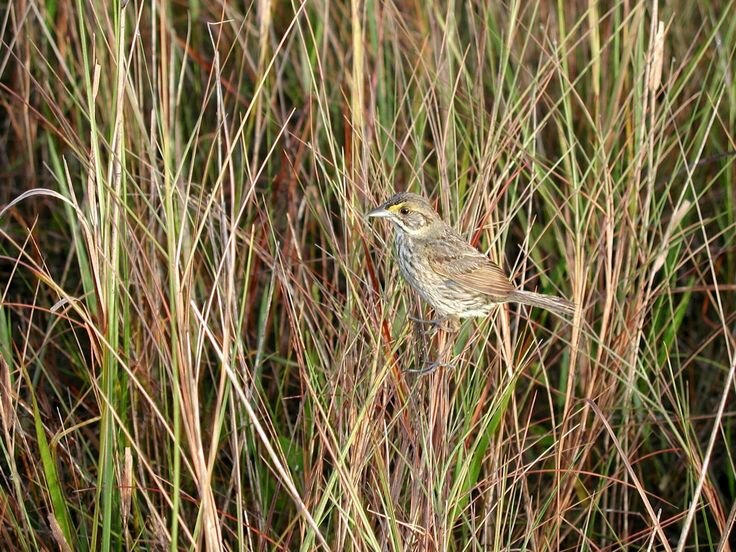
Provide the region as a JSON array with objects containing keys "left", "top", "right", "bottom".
[{"left": 367, "top": 192, "right": 575, "bottom": 319}]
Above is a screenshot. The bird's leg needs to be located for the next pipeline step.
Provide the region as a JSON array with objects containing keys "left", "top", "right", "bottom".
[
  {"left": 409, "top": 314, "right": 445, "bottom": 331},
  {"left": 409, "top": 315, "right": 443, "bottom": 341},
  {"left": 406, "top": 359, "right": 452, "bottom": 375},
  {"left": 443, "top": 316, "right": 461, "bottom": 334},
  {"left": 408, "top": 318, "right": 458, "bottom": 375},
  {"left": 409, "top": 314, "right": 460, "bottom": 335}
]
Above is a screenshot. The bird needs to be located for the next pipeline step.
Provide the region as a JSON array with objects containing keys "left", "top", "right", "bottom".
[{"left": 366, "top": 192, "right": 575, "bottom": 326}]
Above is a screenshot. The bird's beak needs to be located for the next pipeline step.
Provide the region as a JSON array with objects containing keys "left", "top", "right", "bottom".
[{"left": 366, "top": 206, "right": 391, "bottom": 219}]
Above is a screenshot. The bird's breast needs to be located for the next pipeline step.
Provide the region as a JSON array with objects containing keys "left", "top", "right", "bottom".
[
  {"left": 393, "top": 232, "right": 495, "bottom": 318},
  {"left": 395, "top": 234, "right": 450, "bottom": 310}
]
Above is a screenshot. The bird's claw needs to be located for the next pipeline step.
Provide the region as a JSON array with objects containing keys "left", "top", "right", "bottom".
[
  {"left": 406, "top": 360, "right": 453, "bottom": 376},
  {"left": 409, "top": 315, "right": 459, "bottom": 334},
  {"left": 409, "top": 314, "right": 444, "bottom": 326}
]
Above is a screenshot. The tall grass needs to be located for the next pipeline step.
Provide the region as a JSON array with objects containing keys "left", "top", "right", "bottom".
[{"left": 1, "top": 0, "right": 735, "bottom": 550}]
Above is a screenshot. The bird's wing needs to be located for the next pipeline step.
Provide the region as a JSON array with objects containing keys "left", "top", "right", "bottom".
[{"left": 427, "top": 244, "right": 514, "bottom": 298}]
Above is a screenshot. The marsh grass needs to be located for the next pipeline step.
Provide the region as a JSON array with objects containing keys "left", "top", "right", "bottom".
[{"left": 1, "top": 0, "right": 735, "bottom": 550}]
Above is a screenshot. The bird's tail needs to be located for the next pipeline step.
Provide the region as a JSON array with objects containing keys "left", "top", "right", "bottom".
[{"left": 507, "top": 290, "right": 576, "bottom": 317}]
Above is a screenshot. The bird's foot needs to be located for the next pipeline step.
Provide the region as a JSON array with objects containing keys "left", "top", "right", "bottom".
[
  {"left": 409, "top": 315, "right": 460, "bottom": 334},
  {"left": 406, "top": 360, "right": 453, "bottom": 376},
  {"left": 409, "top": 314, "right": 443, "bottom": 326}
]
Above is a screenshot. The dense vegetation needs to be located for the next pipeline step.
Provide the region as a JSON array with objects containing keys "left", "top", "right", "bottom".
[{"left": 1, "top": 1, "right": 734, "bottom": 550}]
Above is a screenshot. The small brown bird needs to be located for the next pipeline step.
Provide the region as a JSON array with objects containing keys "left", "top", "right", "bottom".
[{"left": 367, "top": 192, "right": 575, "bottom": 322}]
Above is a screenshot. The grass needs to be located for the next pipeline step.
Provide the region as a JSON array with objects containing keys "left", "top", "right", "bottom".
[{"left": 1, "top": 0, "right": 735, "bottom": 550}]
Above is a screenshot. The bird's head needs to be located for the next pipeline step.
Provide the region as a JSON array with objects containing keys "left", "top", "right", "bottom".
[{"left": 366, "top": 192, "right": 441, "bottom": 237}]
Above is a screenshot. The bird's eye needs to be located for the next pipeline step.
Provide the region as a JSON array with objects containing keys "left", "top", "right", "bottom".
[{"left": 399, "top": 207, "right": 410, "bottom": 215}]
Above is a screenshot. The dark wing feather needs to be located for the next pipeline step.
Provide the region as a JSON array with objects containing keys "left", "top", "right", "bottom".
[{"left": 427, "top": 238, "right": 514, "bottom": 299}]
